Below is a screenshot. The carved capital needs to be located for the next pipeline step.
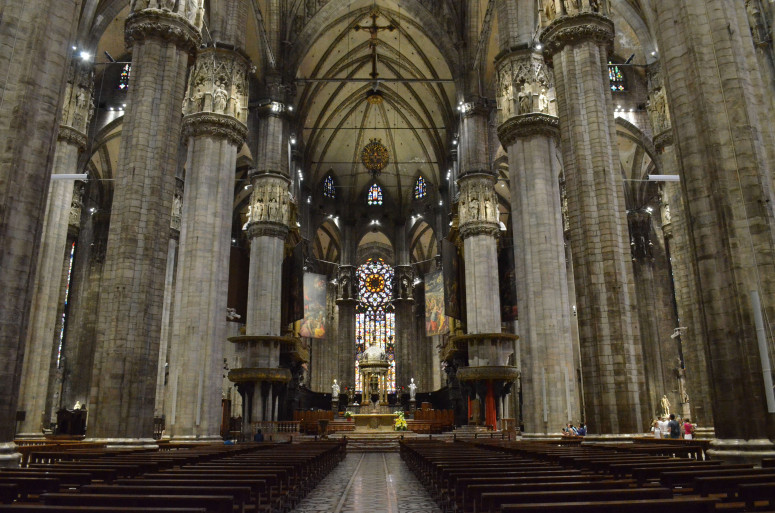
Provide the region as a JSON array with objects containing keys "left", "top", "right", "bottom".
[
  {"left": 57, "top": 125, "right": 88, "bottom": 151},
  {"left": 495, "top": 51, "right": 556, "bottom": 121},
  {"left": 183, "top": 48, "right": 251, "bottom": 124},
  {"left": 125, "top": 8, "right": 202, "bottom": 55},
  {"left": 457, "top": 172, "right": 500, "bottom": 236},
  {"left": 182, "top": 112, "right": 247, "bottom": 146},
  {"left": 653, "top": 129, "right": 674, "bottom": 152},
  {"left": 498, "top": 113, "right": 560, "bottom": 147},
  {"left": 246, "top": 221, "right": 289, "bottom": 240},
  {"left": 540, "top": 13, "right": 614, "bottom": 58}
]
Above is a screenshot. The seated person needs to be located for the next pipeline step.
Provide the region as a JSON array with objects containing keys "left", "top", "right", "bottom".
[{"left": 253, "top": 429, "right": 264, "bottom": 442}]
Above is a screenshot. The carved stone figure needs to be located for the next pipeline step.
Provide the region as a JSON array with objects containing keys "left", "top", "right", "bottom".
[
  {"left": 564, "top": 0, "right": 579, "bottom": 15},
  {"left": 213, "top": 85, "right": 228, "bottom": 114},
  {"left": 544, "top": 0, "right": 557, "bottom": 22},
  {"left": 538, "top": 89, "right": 549, "bottom": 114},
  {"left": 408, "top": 378, "right": 417, "bottom": 400},
  {"left": 332, "top": 379, "right": 340, "bottom": 400},
  {"left": 518, "top": 86, "right": 531, "bottom": 115}
]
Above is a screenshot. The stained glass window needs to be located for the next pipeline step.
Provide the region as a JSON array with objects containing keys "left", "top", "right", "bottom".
[
  {"left": 608, "top": 62, "right": 625, "bottom": 92},
  {"left": 367, "top": 183, "right": 383, "bottom": 206},
  {"left": 354, "top": 258, "right": 396, "bottom": 393},
  {"left": 118, "top": 64, "right": 131, "bottom": 91},
  {"left": 415, "top": 176, "right": 427, "bottom": 199},
  {"left": 323, "top": 175, "right": 335, "bottom": 198},
  {"left": 57, "top": 241, "right": 76, "bottom": 368}
]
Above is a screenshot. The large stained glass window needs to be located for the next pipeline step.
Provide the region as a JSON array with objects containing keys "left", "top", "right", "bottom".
[
  {"left": 323, "top": 174, "right": 335, "bottom": 198},
  {"left": 367, "top": 183, "right": 383, "bottom": 206},
  {"left": 414, "top": 176, "right": 427, "bottom": 199},
  {"left": 118, "top": 64, "right": 131, "bottom": 91},
  {"left": 608, "top": 62, "right": 625, "bottom": 92},
  {"left": 57, "top": 241, "right": 76, "bottom": 368},
  {"left": 354, "top": 258, "right": 396, "bottom": 393}
]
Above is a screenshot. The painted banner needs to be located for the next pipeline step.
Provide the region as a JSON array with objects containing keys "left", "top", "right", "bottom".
[
  {"left": 299, "top": 272, "right": 327, "bottom": 339},
  {"left": 424, "top": 270, "right": 449, "bottom": 336}
]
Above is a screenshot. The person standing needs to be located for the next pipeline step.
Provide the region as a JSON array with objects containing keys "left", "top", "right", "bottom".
[
  {"left": 658, "top": 416, "right": 670, "bottom": 438},
  {"left": 683, "top": 418, "right": 694, "bottom": 440},
  {"left": 667, "top": 413, "right": 681, "bottom": 439},
  {"left": 652, "top": 419, "right": 662, "bottom": 438}
]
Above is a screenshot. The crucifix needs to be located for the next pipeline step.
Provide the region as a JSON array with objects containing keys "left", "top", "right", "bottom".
[{"left": 353, "top": 8, "right": 396, "bottom": 80}]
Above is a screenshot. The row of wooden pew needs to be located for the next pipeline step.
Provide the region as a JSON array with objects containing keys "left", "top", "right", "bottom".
[
  {"left": 0, "top": 439, "right": 345, "bottom": 512},
  {"left": 400, "top": 439, "right": 775, "bottom": 513}
]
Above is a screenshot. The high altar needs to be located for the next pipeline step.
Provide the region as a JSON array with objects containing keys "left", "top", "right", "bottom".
[{"left": 350, "top": 413, "right": 397, "bottom": 432}]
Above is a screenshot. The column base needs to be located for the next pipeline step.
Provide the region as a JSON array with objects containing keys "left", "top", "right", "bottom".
[
  {"left": 14, "top": 432, "right": 46, "bottom": 440},
  {"left": 694, "top": 426, "right": 716, "bottom": 439},
  {"left": 0, "top": 442, "right": 21, "bottom": 468},
  {"left": 86, "top": 438, "right": 159, "bottom": 449},
  {"left": 706, "top": 439, "right": 775, "bottom": 465}
]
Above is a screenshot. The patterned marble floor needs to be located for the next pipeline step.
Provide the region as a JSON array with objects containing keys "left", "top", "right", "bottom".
[{"left": 292, "top": 452, "right": 442, "bottom": 513}]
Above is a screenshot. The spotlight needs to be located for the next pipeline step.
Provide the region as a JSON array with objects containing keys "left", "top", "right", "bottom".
[
  {"left": 79, "top": 51, "right": 92, "bottom": 62},
  {"left": 290, "top": 137, "right": 297, "bottom": 145},
  {"left": 535, "top": 43, "right": 543, "bottom": 50}
]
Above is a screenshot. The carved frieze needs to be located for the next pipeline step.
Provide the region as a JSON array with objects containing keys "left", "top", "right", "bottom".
[
  {"left": 125, "top": 7, "right": 202, "bottom": 55},
  {"left": 182, "top": 113, "right": 248, "bottom": 146},
  {"left": 183, "top": 48, "right": 250, "bottom": 125},
  {"left": 495, "top": 52, "right": 556, "bottom": 123},
  {"left": 541, "top": 0, "right": 611, "bottom": 26},
  {"left": 497, "top": 113, "right": 559, "bottom": 147},
  {"left": 457, "top": 173, "right": 499, "bottom": 239},
  {"left": 244, "top": 173, "right": 293, "bottom": 237}
]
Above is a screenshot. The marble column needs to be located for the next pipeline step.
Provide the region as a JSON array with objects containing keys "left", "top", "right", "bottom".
[
  {"left": 653, "top": 1, "right": 775, "bottom": 458},
  {"left": 497, "top": 50, "right": 577, "bottom": 436},
  {"left": 16, "top": 62, "right": 93, "bottom": 438},
  {"left": 647, "top": 63, "right": 713, "bottom": 430},
  {"left": 0, "top": 0, "right": 82, "bottom": 466},
  {"left": 540, "top": 4, "right": 648, "bottom": 434},
  {"left": 89, "top": 7, "right": 201, "bottom": 443},
  {"left": 394, "top": 265, "right": 415, "bottom": 389},
  {"left": 166, "top": 48, "right": 249, "bottom": 441}
]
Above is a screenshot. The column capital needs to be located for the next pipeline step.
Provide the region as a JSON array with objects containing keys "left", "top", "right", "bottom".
[
  {"left": 457, "top": 172, "right": 500, "bottom": 239},
  {"left": 498, "top": 113, "right": 560, "bottom": 147},
  {"left": 540, "top": 12, "right": 614, "bottom": 57},
  {"left": 125, "top": 8, "right": 202, "bottom": 55},
  {"left": 653, "top": 129, "right": 674, "bottom": 152},
  {"left": 57, "top": 125, "right": 88, "bottom": 151},
  {"left": 245, "top": 173, "right": 293, "bottom": 238},
  {"left": 495, "top": 51, "right": 557, "bottom": 121},
  {"left": 182, "top": 113, "right": 247, "bottom": 146},
  {"left": 183, "top": 47, "right": 250, "bottom": 126}
]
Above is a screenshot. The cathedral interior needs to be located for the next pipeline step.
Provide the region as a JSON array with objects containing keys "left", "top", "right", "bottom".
[{"left": 3, "top": 0, "right": 775, "bottom": 469}]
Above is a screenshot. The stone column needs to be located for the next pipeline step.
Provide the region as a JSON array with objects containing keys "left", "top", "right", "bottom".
[
  {"left": 497, "top": 50, "right": 577, "bottom": 436},
  {"left": 16, "top": 62, "right": 93, "bottom": 438},
  {"left": 394, "top": 265, "right": 415, "bottom": 389},
  {"left": 647, "top": 63, "right": 713, "bottom": 430},
  {"left": 0, "top": 0, "right": 82, "bottom": 466},
  {"left": 166, "top": 48, "right": 249, "bottom": 441},
  {"left": 653, "top": 1, "right": 775, "bottom": 458},
  {"left": 154, "top": 180, "right": 182, "bottom": 421},
  {"left": 336, "top": 265, "right": 357, "bottom": 389},
  {"left": 89, "top": 7, "right": 201, "bottom": 443},
  {"left": 540, "top": 5, "right": 648, "bottom": 434}
]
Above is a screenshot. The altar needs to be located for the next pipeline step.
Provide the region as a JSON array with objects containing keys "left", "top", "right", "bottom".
[{"left": 351, "top": 413, "right": 397, "bottom": 432}]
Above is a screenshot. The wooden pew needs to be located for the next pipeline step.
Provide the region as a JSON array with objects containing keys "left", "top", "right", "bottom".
[
  {"left": 693, "top": 471, "right": 775, "bottom": 498},
  {"left": 80, "top": 484, "right": 252, "bottom": 513},
  {"left": 0, "top": 477, "right": 59, "bottom": 500},
  {"left": 0, "top": 507, "right": 206, "bottom": 513},
  {"left": 478, "top": 487, "right": 672, "bottom": 513},
  {"left": 739, "top": 482, "right": 775, "bottom": 510},
  {"left": 40, "top": 492, "right": 234, "bottom": 513},
  {"left": 0, "top": 485, "right": 17, "bottom": 505},
  {"left": 0, "top": 470, "right": 93, "bottom": 488},
  {"left": 115, "top": 478, "right": 269, "bottom": 513},
  {"left": 498, "top": 497, "right": 719, "bottom": 513}
]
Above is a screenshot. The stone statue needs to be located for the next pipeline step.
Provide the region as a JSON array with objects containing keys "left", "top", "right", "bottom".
[
  {"left": 242, "top": 205, "right": 252, "bottom": 230},
  {"left": 73, "top": 401, "right": 82, "bottom": 410},
  {"left": 538, "top": 89, "right": 549, "bottom": 114},
  {"left": 518, "top": 86, "right": 531, "bottom": 115},
  {"left": 660, "top": 394, "right": 671, "bottom": 417},
  {"left": 408, "top": 378, "right": 417, "bottom": 400},
  {"left": 564, "top": 0, "right": 579, "bottom": 15},
  {"left": 213, "top": 85, "right": 228, "bottom": 114},
  {"left": 544, "top": 0, "right": 557, "bottom": 22},
  {"left": 332, "top": 379, "right": 340, "bottom": 400}
]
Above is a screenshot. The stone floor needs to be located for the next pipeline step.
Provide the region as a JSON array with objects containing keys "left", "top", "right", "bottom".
[{"left": 292, "top": 452, "right": 442, "bottom": 513}]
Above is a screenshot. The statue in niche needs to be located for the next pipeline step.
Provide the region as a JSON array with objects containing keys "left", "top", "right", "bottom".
[
  {"left": 268, "top": 197, "right": 278, "bottom": 221},
  {"left": 231, "top": 95, "right": 241, "bottom": 119},
  {"left": 564, "top": 0, "right": 579, "bottom": 15},
  {"left": 469, "top": 196, "right": 480, "bottom": 220},
  {"left": 332, "top": 379, "right": 340, "bottom": 400},
  {"left": 160, "top": 0, "right": 174, "bottom": 10},
  {"left": 538, "top": 89, "right": 549, "bottom": 114},
  {"left": 254, "top": 197, "right": 265, "bottom": 221},
  {"left": 518, "top": 85, "right": 531, "bottom": 115},
  {"left": 544, "top": 0, "right": 557, "bottom": 21},
  {"left": 589, "top": 0, "right": 601, "bottom": 11},
  {"left": 242, "top": 205, "right": 252, "bottom": 230},
  {"left": 172, "top": 194, "right": 182, "bottom": 218},
  {"left": 340, "top": 273, "right": 352, "bottom": 299},
  {"left": 660, "top": 395, "right": 671, "bottom": 417},
  {"left": 305, "top": 0, "right": 315, "bottom": 19},
  {"left": 662, "top": 203, "right": 671, "bottom": 225},
  {"left": 213, "top": 84, "right": 228, "bottom": 114},
  {"left": 408, "top": 378, "right": 417, "bottom": 400}
]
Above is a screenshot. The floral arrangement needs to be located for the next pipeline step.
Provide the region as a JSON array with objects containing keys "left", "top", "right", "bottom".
[
  {"left": 394, "top": 411, "right": 407, "bottom": 431},
  {"left": 344, "top": 411, "right": 353, "bottom": 419}
]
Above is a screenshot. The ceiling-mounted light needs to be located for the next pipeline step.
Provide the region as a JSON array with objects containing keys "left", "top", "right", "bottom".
[
  {"left": 79, "top": 51, "right": 92, "bottom": 62},
  {"left": 535, "top": 43, "right": 543, "bottom": 50},
  {"left": 290, "top": 136, "right": 297, "bottom": 145}
]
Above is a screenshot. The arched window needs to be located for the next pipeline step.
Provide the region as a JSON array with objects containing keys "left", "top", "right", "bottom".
[
  {"left": 354, "top": 258, "right": 396, "bottom": 393},
  {"left": 118, "top": 64, "right": 131, "bottom": 91},
  {"left": 367, "top": 183, "right": 383, "bottom": 206},
  {"left": 323, "top": 175, "right": 335, "bottom": 198},
  {"left": 608, "top": 62, "right": 625, "bottom": 92},
  {"left": 414, "top": 176, "right": 427, "bottom": 199}
]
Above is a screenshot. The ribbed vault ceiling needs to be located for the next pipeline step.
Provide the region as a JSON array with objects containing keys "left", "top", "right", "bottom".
[{"left": 295, "top": 1, "right": 456, "bottom": 211}]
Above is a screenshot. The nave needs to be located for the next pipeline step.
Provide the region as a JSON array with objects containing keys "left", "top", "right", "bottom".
[{"left": 292, "top": 452, "right": 440, "bottom": 513}]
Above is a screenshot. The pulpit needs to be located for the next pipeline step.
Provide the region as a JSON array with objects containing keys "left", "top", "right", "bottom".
[{"left": 55, "top": 409, "right": 87, "bottom": 436}]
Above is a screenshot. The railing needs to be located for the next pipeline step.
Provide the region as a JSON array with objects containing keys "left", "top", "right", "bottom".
[{"left": 250, "top": 421, "right": 301, "bottom": 434}]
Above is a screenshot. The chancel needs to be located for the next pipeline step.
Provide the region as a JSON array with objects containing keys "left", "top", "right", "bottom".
[{"left": 2, "top": 0, "right": 775, "bottom": 510}]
